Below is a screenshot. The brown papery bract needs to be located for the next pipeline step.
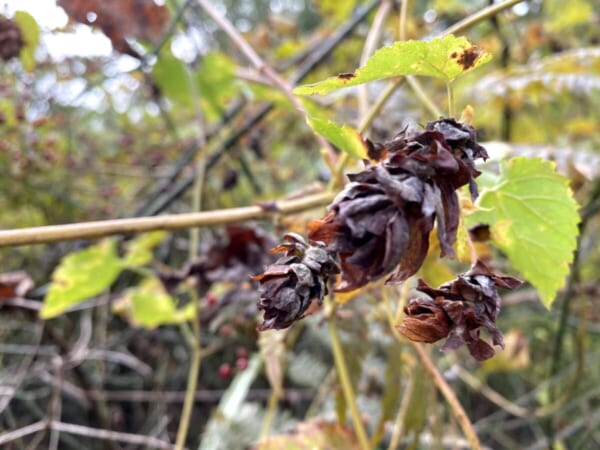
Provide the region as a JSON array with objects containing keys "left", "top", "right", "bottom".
[
  {"left": 398, "top": 260, "right": 522, "bottom": 361},
  {"left": 309, "top": 118, "right": 488, "bottom": 292},
  {"left": 252, "top": 233, "right": 340, "bottom": 331}
]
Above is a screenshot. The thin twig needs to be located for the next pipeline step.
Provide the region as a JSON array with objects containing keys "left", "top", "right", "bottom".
[
  {"left": 195, "top": 0, "right": 337, "bottom": 163},
  {"left": 174, "top": 345, "right": 202, "bottom": 450},
  {"left": 358, "top": 0, "right": 393, "bottom": 121},
  {"left": 387, "top": 370, "right": 414, "bottom": 450},
  {"left": 328, "top": 303, "right": 371, "bottom": 450},
  {"left": 0, "top": 191, "right": 334, "bottom": 247},
  {"left": 49, "top": 421, "right": 177, "bottom": 450},
  {"left": 0, "top": 421, "right": 47, "bottom": 446},
  {"left": 137, "top": 1, "right": 380, "bottom": 217},
  {"left": 439, "top": 0, "right": 526, "bottom": 37},
  {"left": 411, "top": 343, "right": 482, "bottom": 450},
  {"left": 0, "top": 323, "right": 44, "bottom": 415},
  {"left": 259, "top": 388, "right": 280, "bottom": 441}
]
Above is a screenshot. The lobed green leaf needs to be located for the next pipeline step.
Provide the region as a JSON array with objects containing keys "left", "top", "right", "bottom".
[{"left": 467, "top": 157, "right": 580, "bottom": 308}]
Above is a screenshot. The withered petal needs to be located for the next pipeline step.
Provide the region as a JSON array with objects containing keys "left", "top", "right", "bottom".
[{"left": 397, "top": 298, "right": 452, "bottom": 343}]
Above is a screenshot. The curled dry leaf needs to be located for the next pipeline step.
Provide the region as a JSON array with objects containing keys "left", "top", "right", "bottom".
[
  {"left": 397, "top": 260, "right": 522, "bottom": 361},
  {"left": 0, "top": 271, "right": 34, "bottom": 300},
  {"left": 159, "top": 224, "right": 277, "bottom": 294},
  {"left": 308, "top": 118, "right": 488, "bottom": 292},
  {"left": 58, "top": 0, "right": 169, "bottom": 57},
  {"left": 252, "top": 233, "right": 340, "bottom": 331}
]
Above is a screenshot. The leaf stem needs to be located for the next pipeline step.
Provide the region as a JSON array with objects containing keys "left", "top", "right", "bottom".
[
  {"left": 447, "top": 82, "right": 455, "bottom": 117},
  {"left": 195, "top": 0, "right": 336, "bottom": 163},
  {"left": 407, "top": 75, "right": 443, "bottom": 119},
  {"left": 259, "top": 388, "right": 279, "bottom": 441},
  {"left": 328, "top": 78, "right": 406, "bottom": 191},
  {"left": 174, "top": 293, "right": 202, "bottom": 450},
  {"left": 328, "top": 306, "right": 370, "bottom": 450},
  {"left": 439, "top": 0, "right": 526, "bottom": 37}
]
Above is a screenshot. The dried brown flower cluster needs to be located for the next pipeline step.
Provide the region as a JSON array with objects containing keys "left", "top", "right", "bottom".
[
  {"left": 308, "top": 118, "right": 488, "bottom": 291},
  {"left": 251, "top": 233, "right": 340, "bottom": 331},
  {"left": 0, "top": 16, "right": 23, "bottom": 61},
  {"left": 397, "top": 261, "right": 522, "bottom": 361},
  {"left": 253, "top": 118, "right": 522, "bottom": 357}
]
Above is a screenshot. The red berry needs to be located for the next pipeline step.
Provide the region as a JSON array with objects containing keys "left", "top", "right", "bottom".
[
  {"left": 205, "top": 293, "right": 218, "bottom": 306},
  {"left": 235, "top": 357, "right": 248, "bottom": 371},
  {"left": 218, "top": 363, "right": 233, "bottom": 379}
]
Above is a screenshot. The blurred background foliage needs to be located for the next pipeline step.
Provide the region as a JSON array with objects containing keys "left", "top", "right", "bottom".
[{"left": 0, "top": 0, "right": 599, "bottom": 449}]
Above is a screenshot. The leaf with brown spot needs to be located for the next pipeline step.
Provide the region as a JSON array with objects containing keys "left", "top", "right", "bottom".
[
  {"left": 294, "top": 35, "right": 492, "bottom": 95},
  {"left": 337, "top": 72, "right": 356, "bottom": 81},
  {"left": 452, "top": 46, "right": 486, "bottom": 70}
]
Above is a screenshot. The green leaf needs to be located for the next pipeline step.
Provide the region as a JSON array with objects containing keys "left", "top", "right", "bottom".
[
  {"left": 122, "top": 231, "right": 167, "bottom": 268},
  {"left": 13, "top": 11, "right": 40, "bottom": 72},
  {"left": 196, "top": 52, "right": 238, "bottom": 120},
  {"left": 0, "top": 99, "right": 17, "bottom": 128},
  {"left": 41, "top": 240, "right": 123, "bottom": 319},
  {"left": 467, "top": 157, "right": 580, "bottom": 308},
  {"left": 152, "top": 52, "right": 192, "bottom": 107},
  {"left": 546, "top": 0, "right": 592, "bottom": 32},
  {"left": 294, "top": 35, "right": 491, "bottom": 96},
  {"left": 113, "top": 276, "right": 195, "bottom": 328},
  {"left": 314, "top": 0, "right": 359, "bottom": 22},
  {"left": 306, "top": 116, "right": 367, "bottom": 159}
]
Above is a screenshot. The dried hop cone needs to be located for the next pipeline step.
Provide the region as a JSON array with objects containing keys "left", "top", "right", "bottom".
[
  {"left": 0, "top": 16, "right": 23, "bottom": 61},
  {"left": 309, "top": 118, "right": 488, "bottom": 292},
  {"left": 252, "top": 233, "right": 340, "bottom": 331},
  {"left": 397, "top": 260, "right": 522, "bottom": 361}
]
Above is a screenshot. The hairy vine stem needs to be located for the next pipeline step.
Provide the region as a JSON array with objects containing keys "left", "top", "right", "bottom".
[{"left": 0, "top": 192, "right": 335, "bottom": 247}]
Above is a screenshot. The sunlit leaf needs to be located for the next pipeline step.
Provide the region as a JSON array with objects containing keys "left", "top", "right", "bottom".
[
  {"left": 546, "top": 0, "right": 592, "bottom": 32},
  {"left": 13, "top": 11, "right": 39, "bottom": 71},
  {"left": 122, "top": 231, "right": 167, "bottom": 268},
  {"left": 314, "top": 0, "right": 359, "bottom": 22},
  {"left": 41, "top": 240, "right": 123, "bottom": 319},
  {"left": 0, "top": 99, "right": 17, "bottom": 128},
  {"left": 294, "top": 35, "right": 491, "bottom": 95},
  {"left": 254, "top": 419, "right": 361, "bottom": 450},
  {"left": 196, "top": 52, "right": 238, "bottom": 120},
  {"left": 113, "top": 276, "right": 194, "bottom": 328},
  {"left": 152, "top": 52, "right": 192, "bottom": 107},
  {"left": 306, "top": 116, "right": 367, "bottom": 159},
  {"left": 467, "top": 157, "right": 580, "bottom": 307}
]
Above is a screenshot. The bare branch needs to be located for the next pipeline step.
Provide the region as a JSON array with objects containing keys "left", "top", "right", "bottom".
[
  {"left": 50, "top": 421, "right": 178, "bottom": 450},
  {"left": 0, "top": 191, "right": 334, "bottom": 248},
  {"left": 0, "top": 420, "right": 47, "bottom": 446}
]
